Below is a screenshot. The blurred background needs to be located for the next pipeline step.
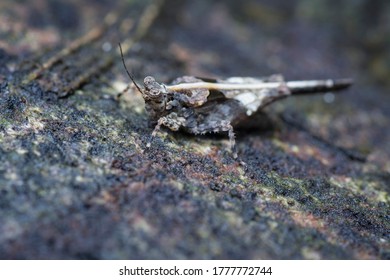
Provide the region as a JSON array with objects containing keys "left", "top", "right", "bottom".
[{"left": 1, "top": 0, "right": 389, "bottom": 85}]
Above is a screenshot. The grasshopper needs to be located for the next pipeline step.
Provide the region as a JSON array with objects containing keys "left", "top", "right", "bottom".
[{"left": 119, "top": 44, "right": 352, "bottom": 158}]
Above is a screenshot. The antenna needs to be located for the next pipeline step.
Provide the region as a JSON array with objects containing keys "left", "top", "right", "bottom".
[{"left": 118, "top": 43, "right": 143, "bottom": 94}]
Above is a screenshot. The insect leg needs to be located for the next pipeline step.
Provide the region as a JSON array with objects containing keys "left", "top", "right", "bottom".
[
  {"left": 147, "top": 117, "right": 165, "bottom": 148},
  {"left": 226, "top": 123, "right": 238, "bottom": 159},
  {"left": 192, "top": 120, "right": 237, "bottom": 158},
  {"left": 146, "top": 113, "right": 186, "bottom": 148}
]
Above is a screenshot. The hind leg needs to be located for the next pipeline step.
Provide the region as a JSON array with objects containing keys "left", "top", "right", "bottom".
[{"left": 189, "top": 120, "right": 237, "bottom": 158}]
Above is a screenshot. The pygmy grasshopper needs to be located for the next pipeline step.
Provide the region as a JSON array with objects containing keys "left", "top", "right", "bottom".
[{"left": 119, "top": 44, "right": 352, "bottom": 158}]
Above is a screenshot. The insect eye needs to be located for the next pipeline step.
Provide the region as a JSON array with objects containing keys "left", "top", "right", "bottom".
[
  {"left": 144, "top": 76, "right": 163, "bottom": 97},
  {"left": 149, "top": 88, "right": 161, "bottom": 96},
  {"left": 144, "top": 76, "right": 155, "bottom": 85}
]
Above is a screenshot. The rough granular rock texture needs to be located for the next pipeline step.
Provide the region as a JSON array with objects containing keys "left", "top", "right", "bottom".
[{"left": 0, "top": 0, "right": 389, "bottom": 259}]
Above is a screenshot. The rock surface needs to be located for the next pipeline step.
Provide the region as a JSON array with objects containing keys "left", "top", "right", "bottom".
[{"left": 0, "top": 0, "right": 389, "bottom": 259}]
